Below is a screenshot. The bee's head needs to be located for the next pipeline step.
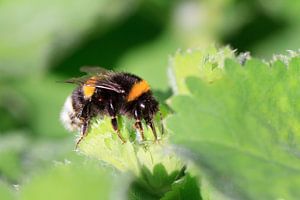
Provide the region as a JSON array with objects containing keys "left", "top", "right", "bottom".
[{"left": 137, "top": 92, "right": 159, "bottom": 121}]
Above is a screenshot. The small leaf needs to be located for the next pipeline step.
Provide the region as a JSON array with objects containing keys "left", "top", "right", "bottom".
[
  {"left": 168, "top": 46, "right": 235, "bottom": 95},
  {"left": 128, "top": 164, "right": 201, "bottom": 200},
  {"left": 161, "top": 174, "right": 202, "bottom": 200}
]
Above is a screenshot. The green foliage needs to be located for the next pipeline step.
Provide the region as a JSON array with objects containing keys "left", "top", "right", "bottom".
[
  {"left": 0, "top": 134, "right": 27, "bottom": 182},
  {"left": 19, "top": 160, "right": 113, "bottom": 200},
  {"left": 161, "top": 174, "right": 202, "bottom": 200},
  {"left": 11, "top": 75, "right": 75, "bottom": 138},
  {"left": 118, "top": 33, "right": 178, "bottom": 91},
  {"left": 77, "top": 115, "right": 202, "bottom": 199},
  {"left": 129, "top": 165, "right": 201, "bottom": 200},
  {"left": 2, "top": 0, "right": 300, "bottom": 199},
  {"left": 78, "top": 116, "right": 175, "bottom": 173},
  {"left": 0, "top": 0, "right": 132, "bottom": 76},
  {"left": 0, "top": 182, "right": 14, "bottom": 200},
  {"left": 167, "top": 48, "right": 300, "bottom": 199},
  {"left": 168, "top": 46, "right": 235, "bottom": 94}
]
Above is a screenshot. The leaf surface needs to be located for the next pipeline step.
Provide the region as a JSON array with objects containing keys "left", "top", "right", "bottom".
[{"left": 167, "top": 48, "right": 300, "bottom": 199}]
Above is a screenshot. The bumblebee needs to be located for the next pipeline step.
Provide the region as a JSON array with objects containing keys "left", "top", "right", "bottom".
[{"left": 60, "top": 67, "right": 162, "bottom": 147}]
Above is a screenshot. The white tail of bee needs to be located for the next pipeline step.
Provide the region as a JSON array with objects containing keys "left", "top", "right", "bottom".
[{"left": 60, "top": 96, "right": 82, "bottom": 132}]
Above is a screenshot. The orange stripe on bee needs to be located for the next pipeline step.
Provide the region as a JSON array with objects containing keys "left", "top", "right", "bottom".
[
  {"left": 83, "top": 77, "right": 97, "bottom": 99},
  {"left": 127, "top": 80, "right": 150, "bottom": 102}
]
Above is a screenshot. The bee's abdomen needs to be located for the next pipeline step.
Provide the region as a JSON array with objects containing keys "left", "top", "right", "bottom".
[
  {"left": 127, "top": 80, "right": 150, "bottom": 102},
  {"left": 110, "top": 73, "right": 141, "bottom": 94},
  {"left": 110, "top": 73, "right": 150, "bottom": 102}
]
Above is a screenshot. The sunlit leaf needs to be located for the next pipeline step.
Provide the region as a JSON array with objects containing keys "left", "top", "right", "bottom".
[
  {"left": 20, "top": 161, "right": 113, "bottom": 200},
  {"left": 0, "top": 182, "right": 14, "bottom": 200},
  {"left": 167, "top": 48, "right": 300, "bottom": 199}
]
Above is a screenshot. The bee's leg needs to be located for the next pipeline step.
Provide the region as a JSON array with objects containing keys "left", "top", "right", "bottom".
[
  {"left": 108, "top": 100, "right": 126, "bottom": 143},
  {"left": 111, "top": 117, "right": 126, "bottom": 143},
  {"left": 75, "top": 104, "right": 90, "bottom": 149},
  {"left": 134, "top": 109, "right": 144, "bottom": 140},
  {"left": 146, "top": 118, "right": 157, "bottom": 141},
  {"left": 75, "top": 119, "right": 89, "bottom": 149}
]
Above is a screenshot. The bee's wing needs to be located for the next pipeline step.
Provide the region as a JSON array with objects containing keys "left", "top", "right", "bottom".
[
  {"left": 93, "top": 80, "right": 125, "bottom": 93},
  {"left": 60, "top": 66, "right": 108, "bottom": 85},
  {"left": 80, "top": 66, "right": 110, "bottom": 75},
  {"left": 62, "top": 76, "right": 90, "bottom": 85},
  {"left": 61, "top": 66, "right": 125, "bottom": 93},
  {"left": 80, "top": 66, "right": 125, "bottom": 93}
]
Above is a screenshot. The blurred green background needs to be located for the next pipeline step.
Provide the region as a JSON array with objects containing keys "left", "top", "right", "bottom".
[{"left": 1, "top": 0, "right": 300, "bottom": 198}]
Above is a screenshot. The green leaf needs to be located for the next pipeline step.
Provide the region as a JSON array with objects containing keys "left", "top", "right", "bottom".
[
  {"left": 77, "top": 112, "right": 202, "bottom": 199},
  {"left": 128, "top": 164, "right": 178, "bottom": 200},
  {"left": 168, "top": 46, "right": 235, "bottom": 95},
  {"left": 0, "top": 132, "right": 78, "bottom": 185},
  {"left": 0, "top": 182, "right": 15, "bottom": 200},
  {"left": 78, "top": 116, "right": 182, "bottom": 175},
  {"left": 0, "top": 134, "right": 28, "bottom": 182},
  {"left": 161, "top": 174, "right": 202, "bottom": 200},
  {"left": 20, "top": 161, "right": 113, "bottom": 200},
  {"left": 167, "top": 48, "right": 300, "bottom": 199},
  {"left": 128, "top": 164, "right": 202, "bottom": 200}
]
